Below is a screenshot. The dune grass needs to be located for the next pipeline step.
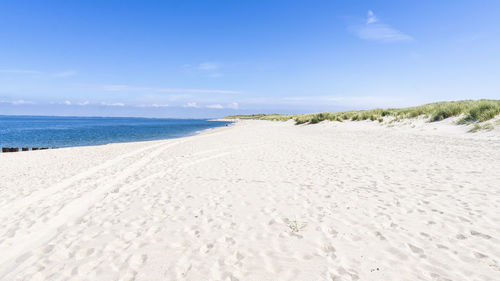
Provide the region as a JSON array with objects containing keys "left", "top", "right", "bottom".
[
  {"left": 468, "top": 122, "right": 495, "bottom": 133},
  {"left": 224, "top": 100, "right": 500, "bottom": 128}
]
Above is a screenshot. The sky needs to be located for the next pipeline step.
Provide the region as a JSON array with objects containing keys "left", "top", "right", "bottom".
[{"left": 1, "top": 0, "right": 499, "bottom": 118}]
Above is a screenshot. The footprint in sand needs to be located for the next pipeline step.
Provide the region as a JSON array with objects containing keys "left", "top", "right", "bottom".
[
  {"left": 470, "top": 230, "right": 492, "bottom": 239},
  {"left": 128, "top": 254, "right": 148, "bottom": 270},
  {"left": 407, "top": 243, "right": 426, "bottom": 258}
]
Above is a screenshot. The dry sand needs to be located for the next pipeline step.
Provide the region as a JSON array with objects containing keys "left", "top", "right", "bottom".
[{"left": 0, "top": 120, "right": 499, "bottom": 281}]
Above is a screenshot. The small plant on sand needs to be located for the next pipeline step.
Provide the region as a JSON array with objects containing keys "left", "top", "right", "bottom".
[
  {"left": 287, "top": 220, "right": 307, "bottom": 233},
  {"left": 469, "top": 124, "right": 482, "bottom": 133},
  {"left": 469, "top": 122, "right": 494, "bottom": 133}
]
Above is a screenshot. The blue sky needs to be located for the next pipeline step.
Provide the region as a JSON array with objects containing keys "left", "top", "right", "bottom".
[{"left": 1, "top": 0, "right": 499, "bottom": 118}]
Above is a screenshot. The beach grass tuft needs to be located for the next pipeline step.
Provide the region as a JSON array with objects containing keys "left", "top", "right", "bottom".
[
  {"left": 287, "top": 220, "right": 307, "bottom": 233},
  {"left": 459, "top": 101, "right": 500, "bottom": 123},
  {"left": 468, "top": 122, "right": 494, "bottom": 133}
]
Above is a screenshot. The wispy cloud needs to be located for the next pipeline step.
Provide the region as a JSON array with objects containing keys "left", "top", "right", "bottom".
[
  {"left": 206, "top": 104, "right": 224, "bottom": 109},
  {"left": 184, "top": 102, "right": 199, "bottom": 108},
  {"left": 366, "top": 10, "right": 378, "bottom": 24},
  {"left": 0, "top": 69, "right": 77, "bottom": 77},
  {"left": 51, "top": 100, "right": 165, "bottom": 107},
  {"left": 0, "top": 99, "right": 36, "bottom": 105},
  {"left": 205, "top": 102, "right": 239, "bottom": 109},
  {"left": 198, "top": 62, "right": 219, "bottom": 71},
  {"left": 53, "top": 70, "right": 77, "bottom": 78},
  {"left": 101, "top": 85, "right": 240, "bottom": 94},
  {"left": 100, "top": 101, "right": 125, "bottom": 107},
  {"left": 51, "top": 100, "right": 87, "bottom": 106},
  {"left": 183, "top": 62, "right": 225, "bottom": 78},
  {"left": 136, "top": 103, "right": 169, "bottom": 108},
  {"left": 351, "top": 10, "right": 412, "bottom": 42},
  {"left": 166, "top": 88, "right": 239, "bottom": 94},
  {"left": 0, "top": 69, "right": 41, "bottom": 74},
  {"left": 150, "top": 103, "right": 169, "bottom": 108}
]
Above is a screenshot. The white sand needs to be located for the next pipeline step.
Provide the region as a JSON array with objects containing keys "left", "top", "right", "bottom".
[{"left": 0, "top": 120, "right": 499, "bottom": 281}]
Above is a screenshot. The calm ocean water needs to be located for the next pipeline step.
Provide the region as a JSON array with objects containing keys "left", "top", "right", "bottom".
[{"left": 0, "top": 116, "right": 231, "bottom": 148}]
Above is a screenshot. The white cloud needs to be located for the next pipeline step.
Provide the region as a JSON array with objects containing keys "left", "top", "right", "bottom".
[
  {"left": 160, "top": 88, "right": 239, "bottom": 94},
  {"left": 227, "top": 102, "right": 239, "bottom": 109},
  {"left": 203, "top": 102, "right": 239, "bottom": 109},
  {"left": 53, "top": 71, "right": 77, "bottom": 78},
  {"left": 151, "top": 103, "right": 169, "bottom": 108},
  {"left": 356, "top": 25, "right": 413, "bottom": 42},
  {"left": 206, "top": 104, "right": 224, "bottom": 109},
  {"left": 0, "top": 69, "right": 41, "bottom": 74},
  {"left": 198, "top": 62, "right": 219, "bottom": 71},
  {"left": 101, "top": 85, "right": 240, "bottom": 94},
  {"left": 183, "top": 62, "right": 225, "bottom": 78},
  {"left": 79, "top": 101, "right": 90, "bottom": 106},
  {"left": 366, "top": 10, "right": 378, "bottom": 24},
  {"left": 184, "top": 102, "right": 199, "bottom": 108},
  {"left": 3, "top": 99, "right": 35, "bottom": 105},
  {"left": 64, "top": 100, "right": 72, "bottom": 105},
  {"left": 352, "top": 10, "right": 412, "bottom": 42},
  {"left": 136, "top": 103, "right": 169, "bottom": 108}
]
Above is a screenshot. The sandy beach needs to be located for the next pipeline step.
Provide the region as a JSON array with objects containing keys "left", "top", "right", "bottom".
[{"left": 0, "top": 119, "right": 499, "bottom": 281}]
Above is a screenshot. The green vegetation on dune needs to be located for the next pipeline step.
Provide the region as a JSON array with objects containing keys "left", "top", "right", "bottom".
[{"left": 224, "top": 100, "right": 500, "bottom": 128}]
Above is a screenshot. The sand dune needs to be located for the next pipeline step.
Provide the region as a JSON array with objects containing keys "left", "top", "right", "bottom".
[{"left": 0, "top": 120, "right": 499, "bottom": 280}]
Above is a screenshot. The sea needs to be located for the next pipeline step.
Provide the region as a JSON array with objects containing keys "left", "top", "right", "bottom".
[{"left": 0, "top": 115, "right": 231, "bottom": 149}]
